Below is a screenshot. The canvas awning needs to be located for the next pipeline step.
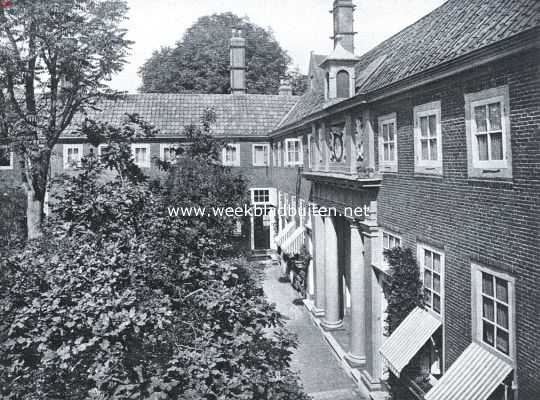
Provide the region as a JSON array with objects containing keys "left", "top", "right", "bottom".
[
  {"left": 379, "top": 306, "right": 442, "bottom": 377},
  {"left": 425, "top": 342, "right": 513, "bottom": 400}
]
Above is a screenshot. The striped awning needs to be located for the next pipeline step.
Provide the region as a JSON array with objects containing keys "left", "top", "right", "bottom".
[
  {"left": 425, "top": 342, "right": 513, "bottom": 400},
  {"left": 379, "top": 306, "right": 441, "bottom": 377}
]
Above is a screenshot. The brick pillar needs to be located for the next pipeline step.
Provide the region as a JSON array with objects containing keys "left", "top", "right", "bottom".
[
  {"left": 346, "top": 220, "right": 367, "bottom": 366},
  {"left": 322, "top": 215, "right": 343, "bottom": 329}
]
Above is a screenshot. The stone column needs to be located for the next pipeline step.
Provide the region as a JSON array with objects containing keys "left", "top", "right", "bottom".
[
  {"left": 359, "top": 220, "right": 385, "bottom": 390},
  {"left": 322, "top": 215, "right": 343, "bottom": 329},
  {"left": 346, "top": 220, "right": 367, "bottom": 366},
  {"left": 312, "top": 213, "right": 326, "bottom": 316}
]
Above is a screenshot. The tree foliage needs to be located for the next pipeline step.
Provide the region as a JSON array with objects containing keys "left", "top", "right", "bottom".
[
  {"left": 0, "top": 0, "right": 131, "bottom": 238},
  {"left": 0, "top": 113, "right": 309, "bottom": 400},
  {"left": 139, "top": 12, "right": 306, "bottom": 96}
]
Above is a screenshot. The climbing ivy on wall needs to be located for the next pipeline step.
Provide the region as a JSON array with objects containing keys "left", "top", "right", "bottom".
[{"left": 383, "top": 247, "right": 425, "bottom": 400}]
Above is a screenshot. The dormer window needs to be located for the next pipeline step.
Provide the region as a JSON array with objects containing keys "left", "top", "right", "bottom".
[
  {"left": 336, "top": 70, "right": 350, "bottom": 98},
  {"left": 319, "top": 41, "right": 359, "bottom": 101}
]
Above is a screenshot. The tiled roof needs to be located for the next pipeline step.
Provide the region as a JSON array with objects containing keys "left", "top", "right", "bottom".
[
  {"left": 276, "top": 53, "right": 327, "bottom": 130},
  {"left": 65, "top": 93, "right": 298, "bottom": 138},
  {"left": 356, "top": 0, "right": 539, "bottom": 93},
  {"left": 275, "top": 0, "right": 538, "bottom": 132}
]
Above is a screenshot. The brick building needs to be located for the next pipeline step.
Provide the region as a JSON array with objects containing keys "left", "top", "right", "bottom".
[{"left": 1, "top": 0, "right": 539, "bottom": 399}]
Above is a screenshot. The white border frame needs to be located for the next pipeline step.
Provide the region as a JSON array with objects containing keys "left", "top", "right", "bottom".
[
  {"left": 464, "top": 85, "right": 512, "bottom": 179},
  {"left": 0, "top": 145, "right": 14, "bottom": 170},
  {"left": 381, "top": 230, "right": 402, "bottom": 272},
  {"left": 417, "top": 242, "right": 445, "bottom": 321},
  {"left": 414, "top": 100, "right": 443, "bottom": 175},
  {"left": 222, "top": 143, "right": 241, "bottom": 167},
  {"left": 131, "top": 143, "right": 151, "bottom": 168},
  {"left": 160, "top": 143, "right": 180, "bottom": 163},
  {"left": 251, "top": 188, "right": 271, "bottom": 205},
  {"left": 63, "top": 144, "right": 84, "bottom": 170},
  {"left": 252, "top": 143, "right": 270, "bottom": 167},
  {"left": 285, "top": 137, "right": 303, "bottom": 167},
  {"left": 471, "top": 262, "right": 516, "bottom": 365},
  {"left": 378, "top": 113, "right": 398, "bottom": 173},
  {"left": 417, "top": 242, "right": 446, "bottom": 375}
]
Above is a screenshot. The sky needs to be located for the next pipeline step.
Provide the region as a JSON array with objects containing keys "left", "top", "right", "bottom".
[{"left": 111, "top": 0, "right": 447, "bottom": 93}]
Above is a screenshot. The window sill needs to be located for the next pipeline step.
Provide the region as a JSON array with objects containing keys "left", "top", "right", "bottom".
[
  {"left": 467, "top": 178, "right": 513, "bottom": 189},
  {"left": 379, "top": 164, "right": 398, "bottom": 174},
  {"left": 413, "top": 173, "right": 444, "bottom": 181}
]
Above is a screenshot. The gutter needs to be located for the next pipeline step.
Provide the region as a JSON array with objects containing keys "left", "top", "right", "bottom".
[{"left": 270, "top": 27, "right": 539, "bottom": 137}]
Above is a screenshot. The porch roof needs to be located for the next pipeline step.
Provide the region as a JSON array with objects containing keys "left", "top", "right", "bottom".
[
  {"left": 379, "top": 306, "right": 441, "bottom": 377},
  {"left": 425, "top": 342, "right": 513, "bottom": 400}
]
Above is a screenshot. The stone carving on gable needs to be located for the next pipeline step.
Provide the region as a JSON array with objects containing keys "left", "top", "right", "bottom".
[
  {"left": 355, "top": 118, "right": 364, "bottom": 162},
  {"left": 326, "top": 125, "right": 346, "bottom": 163}
]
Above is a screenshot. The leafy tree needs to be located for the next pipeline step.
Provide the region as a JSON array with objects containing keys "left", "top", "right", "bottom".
[
  {"left": 139, "top": 12, "right": 305, "bottom": 95},
  {"left": 0, "top": 113, "right": 309, "bottom": 400},
  {"left": 383, "top": 247, "right": 425, "bottom": 400},
  {"left": 0, "top": 0, "right": 132, "bottom": 239}
]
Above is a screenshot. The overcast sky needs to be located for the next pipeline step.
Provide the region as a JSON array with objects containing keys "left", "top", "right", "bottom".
[{"left": 111, "top": 0, "right": 447, "bottom": 93}]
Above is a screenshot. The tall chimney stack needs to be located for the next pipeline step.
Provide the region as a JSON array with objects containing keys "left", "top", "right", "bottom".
[
  {"left": 331, "top": 0, "right": 356, "bottom": 53},
  {"left": 230, "top": 28, "right": 246, "bottom": 95},
  {"left": 278, "top": 78, "right": 293, "bottom": 96}
]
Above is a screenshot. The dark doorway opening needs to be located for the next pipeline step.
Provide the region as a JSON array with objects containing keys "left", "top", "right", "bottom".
[{"left": 254, "top": 208, "right": 271, "bottom": 250}]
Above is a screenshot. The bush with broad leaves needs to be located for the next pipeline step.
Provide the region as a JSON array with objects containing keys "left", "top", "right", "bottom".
[{"left": 0, "top": 114, "right": 309, "bottom": 400}]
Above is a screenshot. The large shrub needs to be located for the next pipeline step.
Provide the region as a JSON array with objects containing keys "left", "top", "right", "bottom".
[
  {"left": 0, "top": 188, "right": 27, "bottom": 249},
  {"left": 0, "top": 116, "right": 308, "bottom": 399}
]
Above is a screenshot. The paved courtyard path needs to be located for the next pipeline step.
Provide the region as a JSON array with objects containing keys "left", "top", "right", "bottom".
[{"left": 262, "top": 262, "right": 369, "bottom": 400}]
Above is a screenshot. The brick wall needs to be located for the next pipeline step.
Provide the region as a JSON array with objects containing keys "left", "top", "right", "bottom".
[{"left": 371, "top": 50, "right": 539, "bottom": 398}]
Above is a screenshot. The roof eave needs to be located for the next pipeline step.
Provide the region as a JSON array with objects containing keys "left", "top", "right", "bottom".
[{"left": 270, "top": 27, "right": 539, "bottom": 137}]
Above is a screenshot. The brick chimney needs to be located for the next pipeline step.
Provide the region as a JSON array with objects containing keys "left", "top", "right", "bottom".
[
  {"left": 230, "top": 28, "right": 246, "bottom": 95},
  {"left": 331, "top": 0, "right": 356, "bottom": 53},
  {"left": 278, "top": 78, "right": 293, "bottom": 96}
]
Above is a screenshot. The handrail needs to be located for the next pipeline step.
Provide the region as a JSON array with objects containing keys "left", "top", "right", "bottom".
[
  {"left": 281, "top": 226, "right": 305, "bottom": 256},
  {"left": 275, "top": 221, "right": 296, "bottom": 247}
]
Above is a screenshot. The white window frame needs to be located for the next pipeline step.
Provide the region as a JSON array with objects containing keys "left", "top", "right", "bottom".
[
  {"left": 160, "top": 143, "right": 180, "bottom": 163},
  {"left": 381, "top": 231, "right": 402, "bottom": 271},
  {"left": 0, "top": 145, "right": 13, "bottom": 170},
  {"left": 251, "top": 188, "right": 271, "bottom": 204},
  {"left": 465, "top": 85, "right": 512, "bottom": 179},
  {"left": 378, "top": 113, "right": 398, "bottom": 172},
  {"left": 272, "top": 143, "right": 278, "bottom": 167},
  {"left": 418, "top": 243, "right": 444, "bottom": 318},
  {"left": 414, "top": 101, "right": 442, "bottom": 175},
  {"left": 471, "top": 263, "right": 516, "bottom": 363},
  {"left": 131, "top": 143, "right": 151, "bottom": 168},
  {"left": 285, "top": 138, "right": 303, "bottom": 167},
  {"left": 252, "top": 143, "right": 270, "bottom": 167},
  {"left": 96, "top": 144, "right": 110, "bottom": 160},
  {"left": 63, "top": 144, "right": 84, "bottom": 170},
  {"left": 222, "top": 143, "right": 241, "bottom": 167}
]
